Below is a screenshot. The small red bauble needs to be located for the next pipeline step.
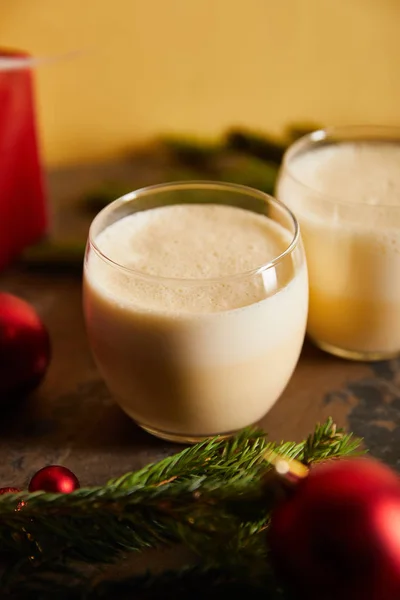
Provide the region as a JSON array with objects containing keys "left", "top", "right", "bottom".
[
  {"left": 0, "top": 292, "right": 51, "bottom": 400},
  {"left": 0, "top": 487, "right": 21, "bottom": 494},
  {"left": 0, "top": 486, "right": 25, "bottom": 510},
  {"left": 28, "top": 466, "right": 80, "bottom": 494},
  {"left": 269, "top": 457, "right": 400, "bottom": 600}
]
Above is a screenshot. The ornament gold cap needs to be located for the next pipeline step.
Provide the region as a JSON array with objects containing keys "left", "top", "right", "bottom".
[{"left": 263, "top": 450, "right": 309, "bottom": 482}]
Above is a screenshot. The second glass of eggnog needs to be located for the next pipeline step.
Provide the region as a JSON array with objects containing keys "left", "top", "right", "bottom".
[
  {"left": 277, "top": 126, "right": 400, "bottom": 361},
  {"left": 83, "top": 182, "right": 308, "bottom": 442}
]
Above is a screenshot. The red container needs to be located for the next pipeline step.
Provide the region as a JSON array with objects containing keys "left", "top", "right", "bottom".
[{"left": 0, "top": 50, "right": 48, "bottom": 271}]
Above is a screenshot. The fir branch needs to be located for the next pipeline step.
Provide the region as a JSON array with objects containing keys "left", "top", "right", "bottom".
[
  {"left": 267, "top": 416, "right": 365, "bottom": 466},
  {"left": 0, "top": 419, "right": 363, "bottom": 597},
  {"left": 301, "top": 416, "right": 365, "bottom": 464}
]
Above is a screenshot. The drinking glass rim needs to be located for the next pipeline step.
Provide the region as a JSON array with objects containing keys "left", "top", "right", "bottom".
[
  {"left": 282, "top": 124, "right": 400, "bottom": 210},
  {"left": 88, "top": 180, "right": 300, "bottom": 285}
]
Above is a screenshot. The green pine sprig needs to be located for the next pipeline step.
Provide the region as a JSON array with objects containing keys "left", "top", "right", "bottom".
[{"left": 0, "top": 419, "right": 364, "bottom": 597}]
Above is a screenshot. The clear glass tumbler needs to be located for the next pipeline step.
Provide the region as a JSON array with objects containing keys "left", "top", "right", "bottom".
[
  {"left": 83, "top": 181, "right": 308, "bottom": 443},
  {"left": 276, "top": 125, "right": 400, "bottom": 361}
]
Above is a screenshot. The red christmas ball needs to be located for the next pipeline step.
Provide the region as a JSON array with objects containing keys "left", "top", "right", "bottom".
[
  {"left": 0, "top": 292, "right": 51, "bottom": 400},
  {"left": 28, "top": 465, "right": 80, "bottom": 494},
  {"left": 269, "top": 458, "right": 400, "bottom": 600}
]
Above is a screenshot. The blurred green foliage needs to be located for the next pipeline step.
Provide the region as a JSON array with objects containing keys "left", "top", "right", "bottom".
[{"left": 21, "top": 124, "right": 321, "bottom": 271}]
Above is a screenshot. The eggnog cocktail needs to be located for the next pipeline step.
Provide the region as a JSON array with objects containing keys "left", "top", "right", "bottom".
[
  {"left": 83, "top": 182, "right": 308, "bottom": 442},
  {"left": 277, "top": 126, "right": 400, "bottom": 361}
]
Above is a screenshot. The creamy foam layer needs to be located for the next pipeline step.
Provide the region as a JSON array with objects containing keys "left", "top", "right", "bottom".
[
  {"left": 90, "top": 204, "right": 295, "bottom": 313},
  {"left": 96, "top": 204, "right": 290, "bottom": 278},
  {"left": 290, "top": 142, "right": 400, "bottom": 206}
]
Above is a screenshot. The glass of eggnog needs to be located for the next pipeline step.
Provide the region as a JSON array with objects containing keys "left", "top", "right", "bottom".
[
  {"left": 277, "top": 125, "right": 400, "bottom": 361},
  {"left": 83, "top": 181, "right": 308, "bottom": 443}
]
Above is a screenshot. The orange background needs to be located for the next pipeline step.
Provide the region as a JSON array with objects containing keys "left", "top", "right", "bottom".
[{"left": 2, "top": 0, "right": 399, "bottom": 167}]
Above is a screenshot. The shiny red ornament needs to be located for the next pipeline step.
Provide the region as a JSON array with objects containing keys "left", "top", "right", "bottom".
[
  {"left": 28, "top": 465, "right": 80, "bottom": 494},
  {"left": 0, "top": 292, "right": 51, "bottom": 400},
  {"left": 269, "top": 457, "right": 400, "bottom": 600}
]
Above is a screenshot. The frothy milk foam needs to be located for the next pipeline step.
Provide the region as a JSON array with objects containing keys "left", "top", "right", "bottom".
[
  {"left": 84, "top": 204, "right": 307, "bottom": 438},
  {"left": 277, "top": 142, "right": 400, "bottom": 355}
]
